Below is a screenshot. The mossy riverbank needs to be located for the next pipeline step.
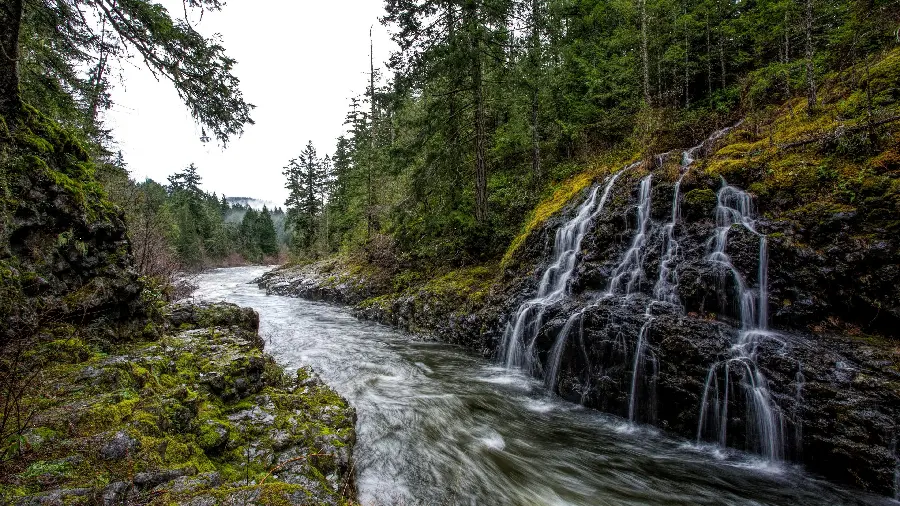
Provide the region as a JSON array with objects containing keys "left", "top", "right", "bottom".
[{"left": 0, "top": 302, "right": 357, "bottom": 505}]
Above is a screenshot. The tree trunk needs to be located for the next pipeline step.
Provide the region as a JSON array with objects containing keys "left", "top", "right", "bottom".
[
  {"left": 781, "top": 10, "right": 791, "bottom": 97},
  {"left": 684, "top": 12, "right": 690, "bottom": 108},
  {"left": 718, "top": 29, "right": 726, "bottom": 89},
  {"left": 468, "top": 1, "right": 488, "bottom": 224},
  {"left": 706, "top": 12, "right": 712, "bottom": 94},
  {"left": 804, "top": 0, "right": 816, "bottom": 112},
  {"left": 530, "top": 0, "right": 541, "bottom": 183},
  {"left": 367, "top": 28, "right": 376, "bottom": 248},
  {"left": 473, "top": 46, "right": 487, "bottom": 224},
  {"left": 640, "top": 0, "right": 651, "bottom": 105},
  {"left": 717, "top": 0, "right": 726, "bottom": 89},
  {"left": 89, "top": 21, "right": 109, "bottom": 123},
  {"left": 0, "top": 0, "right": 24, "bottom": 120},
  {"left": 531, "top": 88, "right": 540, "bottom": 183}
]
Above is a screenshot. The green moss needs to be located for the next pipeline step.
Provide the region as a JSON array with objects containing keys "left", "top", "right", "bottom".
[
  {"left": 21, "top": 459, "right": 72, "bottom": 479},
  {"left": 682, "top": 188, "right": 718, "bottom": 220},
  {"left": 1, "top": 303, "right": 356, "bottom": 503},
  {"left": 502, "top": 162, "right": 632, "bottom": 267}
]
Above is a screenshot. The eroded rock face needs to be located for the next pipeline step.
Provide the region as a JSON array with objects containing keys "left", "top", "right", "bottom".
[
  {"left": 1, "top": 107, "right": 143, "bottom": 345},
  {"left": 494, "top": 167, "right": 900, "bottom": 496}
]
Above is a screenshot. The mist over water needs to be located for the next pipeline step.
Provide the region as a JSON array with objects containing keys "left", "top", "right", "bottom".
[{"left": 191, "top": 266, "right": 891, "bottom": 506}]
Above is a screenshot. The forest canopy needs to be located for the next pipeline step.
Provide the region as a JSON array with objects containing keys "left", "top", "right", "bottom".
[{"left": 276, "top": 0, "right": 900, "bottom": 265}]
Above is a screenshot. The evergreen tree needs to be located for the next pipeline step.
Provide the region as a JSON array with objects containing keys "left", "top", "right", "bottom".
[
  {"left": 239, "top": 208, "right": 261, "bottom": 261},
  {"left": 283, "top": 141, "right": 326, "bottom": 255},
  {"left": 1, "top": 0, "right": 253, "bottom": 145},
  {"left": 257, "top": 206, "right": 280, "bottom": 256}
]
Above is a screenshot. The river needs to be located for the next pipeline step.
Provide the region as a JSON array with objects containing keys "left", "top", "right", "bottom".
[{"left": 190, "top": 266, "right": 893, "bottom": 506}]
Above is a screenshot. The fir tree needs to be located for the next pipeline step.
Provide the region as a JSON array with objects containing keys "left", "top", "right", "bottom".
[
  {"left": 283, "top": 141, "right": 326, "bottom": 254},
  {"left": 257, "top": 206, "right": 280, "bottom": 256}
]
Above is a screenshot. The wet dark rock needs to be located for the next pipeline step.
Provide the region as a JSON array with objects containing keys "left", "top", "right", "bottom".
[
  {"left": 99, "top": 430, "right": 139, "bottom": 461},
  {"left": 133, "top": 466, "right": 197, "bottom": 488},
  {"left": 167, "top": 302, "right": 260, "bottom": 335}
]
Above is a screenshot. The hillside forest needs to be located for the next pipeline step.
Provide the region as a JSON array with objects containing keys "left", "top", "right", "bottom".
[{"left": 275, "top": 0, "right": 899, "bottom": 270}]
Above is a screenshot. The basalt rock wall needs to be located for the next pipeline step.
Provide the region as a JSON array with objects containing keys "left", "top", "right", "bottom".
[{"left": 494, "top": 155, "right": 900, "bottom": 496}]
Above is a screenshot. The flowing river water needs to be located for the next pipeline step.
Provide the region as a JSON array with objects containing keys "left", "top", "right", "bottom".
[{"left": 191, "top": 266, "right": 894, "bottom": 506}]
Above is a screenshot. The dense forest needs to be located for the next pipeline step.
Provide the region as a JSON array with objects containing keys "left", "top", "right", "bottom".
[{"left": 278, "top": 0, "right": 899, "bottom": 267}]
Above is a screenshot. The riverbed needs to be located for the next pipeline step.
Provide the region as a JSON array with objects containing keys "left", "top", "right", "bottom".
[{"left": 190, "top": 266, "right": 892, "bottom": 506}]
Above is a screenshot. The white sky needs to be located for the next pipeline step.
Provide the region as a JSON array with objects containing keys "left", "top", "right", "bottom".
[{"left": 105, "top": 1, "right": 395, "bottom": 205}]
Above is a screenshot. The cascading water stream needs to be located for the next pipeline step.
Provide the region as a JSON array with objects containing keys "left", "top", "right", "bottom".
[
  {"left": 501, "top": 169, "right": 625, "bottom": 372},
  {"left": 696, "top": 180, "right": 784, "bottom": 461},
  {"left": 627, "top": 147, "right": 698, "bottom": 423},
  {"left": 652, "top": 150, "right": 696, "bottom": 305},
  {"left": 606, "top": 175, "right": 653, "bottom": 297},
  {"left": 627, "top": 315, "right": 654, "bottom": 422},
  {"left": 519, "top": 125, "right": 747, "bottom": 428},
  {"left": 627, "top": 124, "right": 741, "bottom": 424},
  {"left": 544, "top": 309, "right": 583, "bottom": 391}
]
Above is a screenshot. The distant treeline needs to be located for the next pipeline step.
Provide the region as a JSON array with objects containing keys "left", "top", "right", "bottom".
[{"left": 102, "top": 163, "right": 287, "bottom": 277}]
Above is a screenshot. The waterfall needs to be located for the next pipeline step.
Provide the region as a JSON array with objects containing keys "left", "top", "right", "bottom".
[
  {"left": 793, "top": 367, "right": 805, "bottom": 458},
  {"left": 544, "top": 310, "right": 583, "bottom": 391},
  {"left": 627, "top": 317, "right": 654, "bottom": 422},
  {"left": 501, "top": 169, "right": 625, "bottom": 372},
  {"left": 625, "top": 126, "right": 740, "bottom": 423},
  {"left": 652, "top": 153, "right": 696, "bottom": 304},
  {"left": 653, "top": 123, "right": 740, "bottom": 306},
  {"left": 894, "top": 437, "right": 900, "bottom": 501},
  {"left": 606, "top": 175, "right": 653, "bottom": 296},
  {"left": 509, "top": 125, "right": 743, "bottom": 428},
  {"left": 696, "top": 180, "right": 784, "bottom": 461}
]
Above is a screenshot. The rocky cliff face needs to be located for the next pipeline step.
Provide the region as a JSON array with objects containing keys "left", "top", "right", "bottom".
[
  {"left": 497, "top": 161, "right": 899, "bottom": 495},
  {"left": 1, "top": 107, "right": 143, "bottom": 342}
]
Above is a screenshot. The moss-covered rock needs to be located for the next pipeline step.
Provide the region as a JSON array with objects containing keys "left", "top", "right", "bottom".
[
  {"left": 1, "top": 105, "right": 143, "bottom": 346},
  {"left": 681, "top": 188, "right": 717, "bottom": 220},
  {"left": 0, "top": 302, "right": 357, "bottom": 505}
]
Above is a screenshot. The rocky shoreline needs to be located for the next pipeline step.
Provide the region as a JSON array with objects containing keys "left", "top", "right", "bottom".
[{"left": 0, "top": 302, "right": 357, "bottom": 506}]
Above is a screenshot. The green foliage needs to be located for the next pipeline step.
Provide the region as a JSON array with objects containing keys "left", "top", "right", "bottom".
[
  {"left": 101, "top": 163, "right": 288, "bottom": 271},
  {"left": 283, "top": 141, "right": 329, "bottom": 257},
  {"left": 15, "top": 0, "right": 253, "bottom": 146},
  {"left": 287, "top": 0, "right": 900, "bottom": 272}
]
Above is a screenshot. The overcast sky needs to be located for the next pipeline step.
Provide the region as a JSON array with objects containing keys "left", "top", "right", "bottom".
[{"left": 105, "top": 1, "right": 396, "bottom": 205}]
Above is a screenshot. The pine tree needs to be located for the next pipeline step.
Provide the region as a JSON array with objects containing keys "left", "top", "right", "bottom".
[
  {"left": 257, "top": 206, "right": 280, "bottom": 256},
  {"left": 283, "top": 141, "right": 326, "bottom": 254},
  {"left": 1, "top": 0, "right": 253, "bottom": 144},
  {"left": 239, "top": 208, "right": 261, "bottom": 261}
]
